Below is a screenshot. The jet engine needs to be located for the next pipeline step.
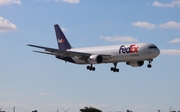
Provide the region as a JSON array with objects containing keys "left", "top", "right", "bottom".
[
  {"left": 87, "top": 55, "right": 103, "bottom": 64},
  {"left": 126, "top": 61, "right": 144, "bottom": 67}
]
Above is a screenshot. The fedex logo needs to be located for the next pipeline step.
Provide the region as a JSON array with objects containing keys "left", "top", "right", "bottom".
[
  {"left": 119, "top": 44, "right": 139, "bottom": 54},
  {"left": 58, "top": 38, "right": 65, "bottom": 43}
]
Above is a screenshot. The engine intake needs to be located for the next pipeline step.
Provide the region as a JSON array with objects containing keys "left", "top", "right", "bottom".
[
  {"left": 87, "top": 55, "right": 103, "bottom": 64},
  {"left": 126, "top": 61, "right": 144, "bottom": 67}
]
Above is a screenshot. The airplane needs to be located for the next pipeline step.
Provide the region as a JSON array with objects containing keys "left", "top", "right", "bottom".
[{"left": 27, "top": 24, "right": 160, "bottom": 72}]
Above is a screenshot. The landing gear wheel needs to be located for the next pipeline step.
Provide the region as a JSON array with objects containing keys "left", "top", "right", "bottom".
[
  {"left": 147, "top": 59, "right": 152, "bottom": 68},
  {"left": 110, "top": 67, "right": 114, "bottom": 71},
  {"left": 110, "top": 63, "right": 119, "bottom": 72},
  {"left": 116, "top": 68, "right": 119, "bottom": 72},
  {"left": 87, "top": 66, "right": 90, "bottom": 69},
  {"left": 147, "top": 64, "right": 152, "bottom": 68},
  {"left": 86, "top": 64, "right": 95, "bottom": 71},
  {"left": 92, "top": 67, "right": 95, "bottom": 71}
]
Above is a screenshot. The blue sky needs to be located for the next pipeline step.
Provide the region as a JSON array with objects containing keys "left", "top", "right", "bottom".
[{"left": 0, "top": 0, "right": 180, "bottom": 112}]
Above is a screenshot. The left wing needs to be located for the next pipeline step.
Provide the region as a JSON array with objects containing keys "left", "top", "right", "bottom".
[{"left": 27, "top": 44, "right": 114, "bottom": 60}]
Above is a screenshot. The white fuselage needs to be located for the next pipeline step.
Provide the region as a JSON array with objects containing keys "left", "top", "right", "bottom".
[{"left": 68, "top": 43, "right": 160, "bottom": 64}]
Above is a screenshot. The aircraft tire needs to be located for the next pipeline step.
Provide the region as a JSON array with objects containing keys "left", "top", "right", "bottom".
[
  {"left": 147, "top": 64, "right": 152, "bottom": 68},
  {"left": 87, "top": 66, "right": 90, "bottom": 69},
  {"left": 116, "top": 68, "right": 119, "bottom": 72},
  {"left": 110, "top": 67, "right": 119, "bottom": 72},
  {"left": 113, "top": 69, "right": 116, "bottom": 72},
  {"left": 110, "top": 67, "right": 114, "bottom": 71}
]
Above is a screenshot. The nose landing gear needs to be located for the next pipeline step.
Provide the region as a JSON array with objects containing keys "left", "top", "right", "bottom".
[{"left": 147, "top": 59, "right": 153, "bottom": 68}]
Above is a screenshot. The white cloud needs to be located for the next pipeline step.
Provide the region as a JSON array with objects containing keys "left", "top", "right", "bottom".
[
  {"left": 161, "top": 49, "right": 180, "bottom": 55},
  {"left": 61, "top": 0, "right": 80, "bottom": 4},
  {"left": 61, "top": 27, "right": 67, "bottom": 32},
  {"left": 152, "top": 0, "right": 180, "bottom": 8},
  {"left": 39, "top": 92, "right": 45, "bottom": 95},
  {"left": 0, "top": 17, "right": 17, "bottom": 32},
  {"left": 0, "top": 0, "right": 21, "bottom": 5},
  {"left": 168, "top": 38, "right": 180, "bottom": 43},
  {"left": 36, "top": 0, "right": 49, "bottom": 2},
  {"left": 100, "top": 36, "right": 139, "bottom": 43},
  {"left": 159, "top": 21, "right": 180, "bottom": 29},
  {"left": 132, "top": 21, "right": 156, "bottom": 30},
  {"left": 36, "top": 0, "right": 80, "bottom": 3}
]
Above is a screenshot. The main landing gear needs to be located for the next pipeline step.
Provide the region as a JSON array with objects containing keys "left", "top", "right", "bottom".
[
  {"left": 110, "top": 62, "right": 119, "bottom": 72},
  {"left": 87, "top": 64, "right": 95, "bottom": 71},
  {"left": 147, "top": 59, "right": 152, "bottom": 68}
]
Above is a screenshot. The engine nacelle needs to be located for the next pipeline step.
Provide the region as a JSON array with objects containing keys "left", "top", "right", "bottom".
[
  {"left": 126, "top": 61, "right": 144, "bottom": 67},
  {"left": 87, "top": 55, "right": 103, "bottom": 64}
]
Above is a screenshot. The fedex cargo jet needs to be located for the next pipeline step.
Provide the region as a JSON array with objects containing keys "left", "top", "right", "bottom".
[{"left": 27, "top": 24, "right": 160, "bottom": 72}]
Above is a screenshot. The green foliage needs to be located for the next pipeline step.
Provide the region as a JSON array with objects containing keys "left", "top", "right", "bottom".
[
  {"left": 80, "top": 107, "right": 102, "bottom": 112},
  {"left": 127, "top": 110, "right": 132, "bottom": 112},
  {"left": 32, "top": 110, "right": 37, "bottom": 112}
]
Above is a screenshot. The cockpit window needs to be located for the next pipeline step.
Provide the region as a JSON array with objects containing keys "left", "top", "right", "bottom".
[{"left": 149, "top": 46, "right": 157, "bottom": 49}]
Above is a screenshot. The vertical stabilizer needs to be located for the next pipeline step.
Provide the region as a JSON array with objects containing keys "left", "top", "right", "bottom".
[{"left": 54, "top": 24, "right": 72, "bottom": 50}]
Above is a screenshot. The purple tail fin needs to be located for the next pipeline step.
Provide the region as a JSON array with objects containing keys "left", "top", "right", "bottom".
[{"left": 54, "top": 24, "right": 72, "bottom": 50}]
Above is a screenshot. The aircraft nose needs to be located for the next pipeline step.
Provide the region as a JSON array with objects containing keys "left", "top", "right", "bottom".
[{"left": 156, "top": 48, "right": 160, "bottom": 56}]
